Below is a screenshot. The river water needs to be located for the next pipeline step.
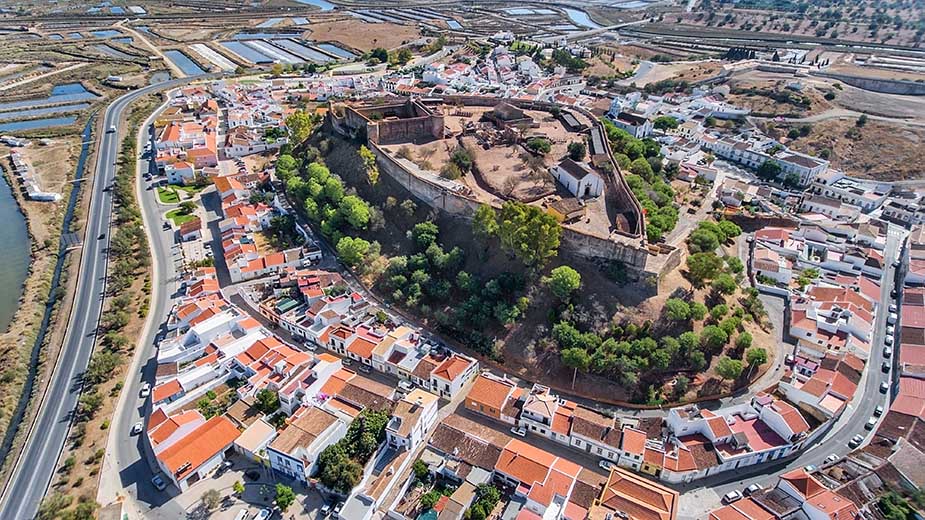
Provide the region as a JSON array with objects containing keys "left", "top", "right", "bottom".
[{"left": 0, "top": 176, "right": 31, "bottom": 332}]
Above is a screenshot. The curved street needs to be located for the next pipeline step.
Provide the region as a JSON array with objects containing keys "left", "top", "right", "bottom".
[{"left": 0, "top": 78, "right": 195, "bottom": 520}]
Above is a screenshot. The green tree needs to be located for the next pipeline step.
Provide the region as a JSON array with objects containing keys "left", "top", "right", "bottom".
[
  {"left": 285, "top": 109, "right": 318, "bottom": 144},
  {"left": 411, "top": 221, "right": 440, "bottom": 249},
  {"left": 497, "top": 201, "right": 561, "bottom": 267},
  {"left": 275, "top": 484, "right": 296, "bottom": 512},
  {"left": 338, "top": 195, "right": 370, "bottom": 229},
  {"left": 396, "top": 48, "right": 413, "bottom": 65},
  {"left": 255, "top": 389, "right": 279, "bottom": 414},
  {"left": 690, "top": 301, "right": 708, "bottom": 321},
  {"left": 665, "top": 298, "right": 691, "bottom": 321},
  {"left": 359, "top": 145, "right": 379, "bottom": 184},
  {"left": 716, "top": 356, "right": 744, "bottom": 380},
  {"left": 546, "top": 266, "right": 582, "bottom": 300},
  {"left": 369, "top": 47, "right": 389, "bottom": 63},
  {"left": 746, "top": 347, "right": 767, "bottom": 366},
  {"left": 701, "top": 325, "right": 728, "bottom": 352},
  {"left": 653, "top": 115, "right": 679, "bottom": 130},
  {"left": 413, "top": 459, "right": 429, "bottom": 482},
  {"left": 718, "top": 220, "right": 742, "bottom": 239},
  {"left": 526, "top": 137, "right": 552, "bottom": 155},
  {"left": 630, "top": 157, "right": 654, "bottom": 180},
  {"left": 567, "top": 141, "right": 587, "bottom": 161},
  {"left": 710, "top": 304, "right": 728, "bottom": 321},
  {"left": 233, "top": 480, "right": 245, "bottom": 496},
  {"left": 561, "top": 347, "right": 591, "bottom": 389},
  {"left": 688, "top": 228, "right": 720, "bottom": 253},
  {"left": 712, "top": 273, "right": 738, "bottom": 295},
  {"left": 686, "top": 253, "right": 723, "bottom": 287},
  {"left": 726, "top": 256, "right": 744, "bottom": 274},
  {"left": 757, "top": 160, "right": 782, "bottom": 181},
  {"left": 336, "top": 236, "right": 371, "bottom": 267},
  {"left": 736, "top": 332, "right": 754, "bottom": 351},
  {"left": 473, "top": 204, "right": 499, "bottom": 244}
]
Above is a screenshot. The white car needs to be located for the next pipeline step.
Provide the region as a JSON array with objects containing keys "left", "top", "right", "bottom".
[
  {"left": 848, "top": 434, "right": 864, "bottom": 448},
  {"left": 885, "top": 335, "right": 894, "bottom": 346},
  {"left": 254, "top": 509, "right": 271, "bottom": 520},
  {"left": 131, "top": 421, "right": 143, "bottom": 435},
  {"left": 599, "top": 459, "right": 615, "bottom": 471},
  {"left": 744, "top": 483, "right": 763, "bottom": 496},
  {"left": 866, "top": 417, "right": 878, "bottom": 430},
  {"left": 510, "top": 426, "right": 527, "bottom": 437},
  {"left": 825, "top": 454, "right": 839, "bottom": 465},
  {"left": 722, "top": 490, "right": 743, "bottom": 504},
  {"left": 883, "top": 346, "right": 893, "bottom": 358},
  {"left": 887, "top": 325, "right": 895, "bottom": 336},
  {"left": 889, "top": 304, "right": 897, "bottom": 313},
  {"left": 888, "top": 312, "right": 897, "bottom": 324},
  {"left": 139, "top": 382, "right": 151, "bottom": 398}
]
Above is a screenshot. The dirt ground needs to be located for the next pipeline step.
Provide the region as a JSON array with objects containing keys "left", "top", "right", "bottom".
[
  {"left": 782, "top": 118, "right": 925, "bottom": 181},
  {"left": 305, "top": 20, "right": 421, "bottom": 52},
  {"left": 583, "top": 54, "right": 635, "bottom": 78},
  {"left": 725, "top": 78, "right": 834, "bottom": 117},
  {"left": 636, "top": 60, "right": 724, "bottom": 86}
]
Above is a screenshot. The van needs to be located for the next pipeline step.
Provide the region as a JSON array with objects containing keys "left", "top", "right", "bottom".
[{"left": 234, "top": 510, "right": 249, "bottom": 520}]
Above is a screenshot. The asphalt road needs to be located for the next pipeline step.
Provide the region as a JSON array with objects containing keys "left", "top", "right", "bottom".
[
  {"left": 0, "top": 78, "right": 195, "bottom": 520},
  {"left": 99, "top": 118, "right": 189, "bottom": 519}
]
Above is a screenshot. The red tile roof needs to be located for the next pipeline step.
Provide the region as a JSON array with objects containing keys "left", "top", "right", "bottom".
[{"left": 156, "top": 416, "right": 240, "bottom": 481}]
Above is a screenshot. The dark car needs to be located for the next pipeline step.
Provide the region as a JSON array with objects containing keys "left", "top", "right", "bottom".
[{"left": 98, "top": 233, "right": 105, "bottom": 240}]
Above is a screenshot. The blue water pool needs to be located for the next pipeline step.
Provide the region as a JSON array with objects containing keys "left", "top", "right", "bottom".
[
  {"left": 563, "top": 7, "right": 601, "bottom": 29},
  {"left": 0, "top": 84, "right": 95, "bottom": 112},
  {"left": 220, "top": 41, "right": 274, "bottom": 64},
  {"left": 0, "top": 103, "right": 91, "bottom": 122},
  {"left": 294, "top": 0, "right": 336, "bottom": 11},
  {"left": 446, "top": 20, "right": 462, "bottom": 29},
  {"left": 91, "top": 29, "right": 122, "bottom": 38},
  {"left": 316, "top": 43, "right": 355, "bottom": 59},
  {"left": 0, "top": 116, "right": 77, "bottom": 132},
  {"left": 164, "top": 50, "right": 205, "bottom": 75}
]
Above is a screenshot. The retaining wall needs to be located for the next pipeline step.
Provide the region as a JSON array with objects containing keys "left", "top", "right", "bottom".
[{"left": 812, "top": 70, "right": 925, "bottom": 96}]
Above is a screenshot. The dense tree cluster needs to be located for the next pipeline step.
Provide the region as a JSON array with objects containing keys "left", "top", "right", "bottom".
[
  {"left": 316, "top": 409, "right": 389, "bottom": 493},
  {"left": 473, "top": 201, "right": 561, "bottom": 268},
  {"left": 603, "top": 119, "right": 678, "bottom": 242}
]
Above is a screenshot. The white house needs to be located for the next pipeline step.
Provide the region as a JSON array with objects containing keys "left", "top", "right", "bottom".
[
  {"left": 550, "top": 158, "right": 604, "bottom": 199},
  {"left": 385, "top": 389, "right": 439, "bottom": 451},
  {"left": 267, "top": 406, "right": 348, "bottom": 484},
  {"left": 429, "top": 354, "right": 478, "bottom": 400},
  {"left": 165, "top": 161, "right": 195, "bottom": 185}
]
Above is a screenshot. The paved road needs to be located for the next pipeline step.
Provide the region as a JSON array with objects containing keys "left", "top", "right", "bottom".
[
  {"left": 750, "top": 108, "right": 925, "bottom": 128},
  {"left": 679, "top": 224, "right": 904, "bottom": 510},
  {"left": 97, "top": 115, "right": 192, "bottom": 519},
  {"left": 0, "top": 78, "right": 195, "bottom": 520}
]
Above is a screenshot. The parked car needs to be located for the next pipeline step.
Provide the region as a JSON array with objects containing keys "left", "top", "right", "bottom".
[
  {"left": 599, "top": 459, "right": 615, "bottom": 471},
  {"left": 803, "top": 464, "right": 817, "bottom": 473},
  {"left": 131, "top": 421, "right": 143, "bottom": 435},
  {"left": 825, "top": 454, "right": 839, "bottom": 465},
  {"left": 785, "top": 354, "right": 795, "bottom": 365},
  {"left": 358, "top": 364, "right": 372, "bottom": 374},
  {"left": 722, "top": 490, "right": 743, "bottom": 504},
  {"left": 254, "top": 509, "right": 271, "bottom": 520},
  {"left": 214, "top": 460, "right": 233, "bottom": 478},
  {"left": 884, "top": 346, "right": 893, "bottom": 358},
  {"left": 889, "top": 304, "right": 898, "bottom": 313},
  {"left": 882, "top": 361, "right": 891, "bottom": 373},
  {"left": 151, "top": 474, "right": 167, "bottom": 491},
  {"left": 880, "top": 381, "right": 889, "bottom": 393},
  {"left": 888, "top": 312, "right": 898, "bottom": 324},
  {"left": 234, "top": 510, "right": 248, "bottom": 520},
  {"left": 398, "top": 380, "right": 414, "bottom": 392},
  {"left": 139, "top": 382, "right": 151, "bottom": 398},
  {"left": 848, "top": 434, "right": 864, "bottom": 448},
  {"left": 885, "top": 335, "right": 894, "bottom": 346},
  {"left": 510, "top": 426, "right": 527, "bottom": 437},
  {"left": 866, "top": 417, "right": 878, "bottom": 430},
  {"left": 744, "top": 483, "right": 764, "bottom": 496},
  {"left": 874, "top": 405, "right": 884, "bottom": 416}
]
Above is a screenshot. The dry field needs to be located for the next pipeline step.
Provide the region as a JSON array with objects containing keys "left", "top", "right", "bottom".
[
  {"left": 305, "top": 19, "right": 421, "bottom": 52},
  {"left": 782, "top": 118, "right": 925, "bottom": 181},
  {"left": 637, "top": 60, "right": 724, "bottom": 86},
  {"left": 725, "top": 78, "right": 835, "bottom": 116}
]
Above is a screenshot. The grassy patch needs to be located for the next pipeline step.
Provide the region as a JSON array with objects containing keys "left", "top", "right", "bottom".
[
  {"left": 165, "top": 208, "right": 197, "bottom": 225},
  {"left": 156, "top": 186, "right": 179, "bottom": 204}
]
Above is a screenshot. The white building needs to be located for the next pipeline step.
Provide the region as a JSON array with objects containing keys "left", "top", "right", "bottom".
[
  {"left": 267, "top": 406, "right": 348, "bottom": 484},
  {"left": 385, "top": 389, "right": 439, "bottom": 451},
  {"left": 550, "top": 158, "right": 604, "bottom": 199}
]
